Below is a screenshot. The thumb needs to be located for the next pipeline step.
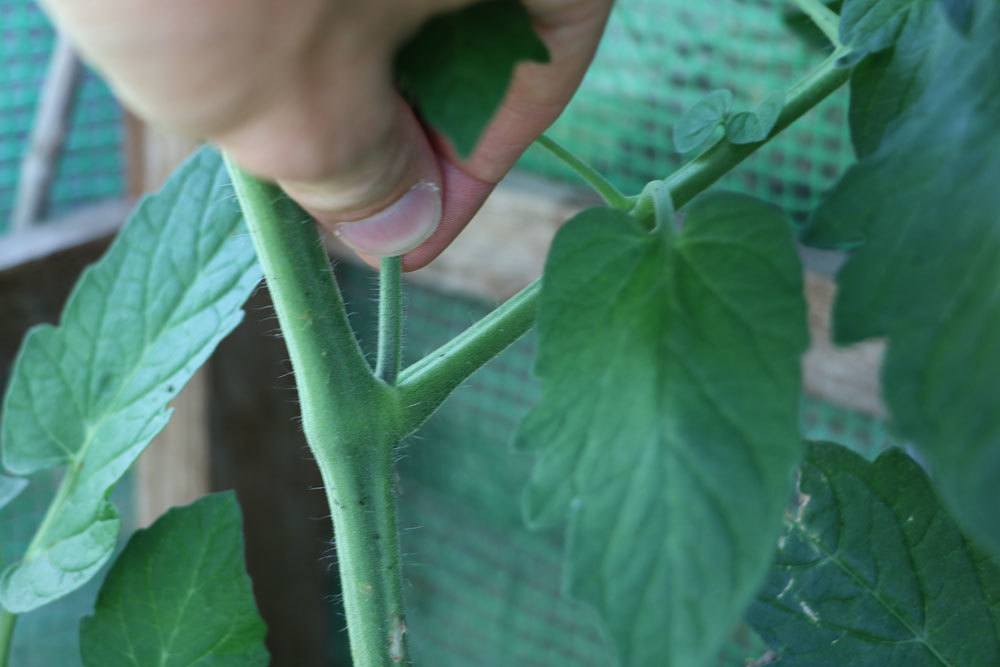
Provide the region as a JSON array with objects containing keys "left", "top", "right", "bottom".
[{"left": 215, "top": 60, "right": 442, "bottom": 258}]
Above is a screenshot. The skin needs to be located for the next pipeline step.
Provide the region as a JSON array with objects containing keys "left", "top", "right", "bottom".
[{"left": 40, "top": 0, "right": 612, "bottom": 269}]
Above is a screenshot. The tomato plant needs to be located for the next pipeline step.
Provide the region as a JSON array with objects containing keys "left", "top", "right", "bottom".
[{"left": 2, "top": 0, "right": 999, "bottom": 665}]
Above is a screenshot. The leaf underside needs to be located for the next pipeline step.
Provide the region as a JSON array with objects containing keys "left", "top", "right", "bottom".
[
  {"left": 0, "top": 475, "right": 27, "bottom": 510},
  {"left": 518, "top": 193, "right": 808, "bottom": 666},
  {"left": 396, "top": 0, "right": 550, "bottom": 156},
  {"left": 749, "top": 442, "right": 1000, "bottom": 666},
  {"left": 807, "top": 1, "right": 1000, "bottom": 558},
  {"left": 80, "top": 492, "right": 269, "bottom": 667},
  {"left": 0, "top": 148, "right": 261, "bottom": 612}
]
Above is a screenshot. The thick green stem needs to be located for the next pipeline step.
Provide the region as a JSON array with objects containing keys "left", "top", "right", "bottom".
[
  {"left": 536, "top": 134, "right": 631, "bottom": 210},
  {"left": 376, "top": 256, "right": 403, "bottom": 385},
  {"left": 226, "top": 160, "right": 407, "bottom": 666},
  {"left": 400, "top": 47, "right": 852, "bottom": 432},
  {"left": 0, "top": 610, "right": 15, "bottom": 667}
]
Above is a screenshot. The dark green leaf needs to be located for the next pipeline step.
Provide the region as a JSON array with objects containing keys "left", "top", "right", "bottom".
[
  {"left": 80, "top": 492, "right": 269, "bottom": 667},
  {"left": 0, "top": 475, "right": 26, "bottom": 510},
  {"left": 847, "top": 2, "right": 948, "bottom": 157},
  {"left": 838, "top": 0, "right": 926, "bottom": 65},
  {"left": 725, "top": 92, "right": 785, "bottom": 145},
  {"left": 0, "top": 148, "right": 261, "bottom": 612},
  {"left": 672, "top": 89, "right": 732, "bottom": 153},
  {"left": 806, "top": 2, "right": 1000, "bottom": 557},
  {"left": 396, "top": 0, "right": 550, "bottom": 157},
  {"left": 518, "top": 193, "right": 808, "bottom": 666},
  {"left": 749, "top": 442, "right": 1000, "bottom": 665},
  {"left": 939, "top": 0, "right": 975, "bottom": 31}
]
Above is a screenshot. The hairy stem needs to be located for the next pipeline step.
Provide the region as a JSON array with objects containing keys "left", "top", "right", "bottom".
[
  {"left": 399, "top": 280, "right": 539, "bottom": 430},
  {"left": 793, "top": 0, "right": 842, "bottom": 46},
  {"left": 0, "top": 610, "right": 15, "bottom": 667},
  {"left": 376, "top": 256, "right": 403, "bottom": 385},
  {"left": 227, "top": 160, "right": 407, "bottom": 666},
  {"left": 400, "top": 46, "right": 852, "bottom": 432},
  {"left": 536, "top": 134, "right": 631, "bottom": 210}
]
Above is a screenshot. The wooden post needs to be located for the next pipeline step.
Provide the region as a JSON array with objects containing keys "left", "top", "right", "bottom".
[{"left": 127, "top": 121, "right": 208, "bottom": 527}]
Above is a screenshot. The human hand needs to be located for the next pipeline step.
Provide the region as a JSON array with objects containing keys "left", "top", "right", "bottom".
[{"left": 39, "top": 0, "right": 612, "bottom": 269}]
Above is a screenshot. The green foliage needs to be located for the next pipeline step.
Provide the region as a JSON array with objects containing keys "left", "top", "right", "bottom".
[
  {"left": 0, "top": 148, "right": 261, "bottom": 613},
  {"left": 396, "top": 0, "right": 550, "bottom": 156},
  {"left": 749, "top": 442, "right": 1000, "bottom": 665},
  {"left": 838, "top": 0, "right": 923, "bottom": 65},
  {"left": 517, "top": 193, "right": 808, "bottom": 666},
  {"left": 79, "top": 493, "right": 268, "bottom": 667},
  {"left": 807, "top": 2, "right": 1000, "bottom": 557},
  {"left": 847, "top": 1, "right": 946, "bottom": 156}
]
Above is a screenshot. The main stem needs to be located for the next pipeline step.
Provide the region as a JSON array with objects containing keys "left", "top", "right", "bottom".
[
  {"left": 227, "top": 161, "right": 407, "bottom": 666},
  {"left": 0, "top": 610, "right": 15, "bottom": 666},
  {"left": 398, "top": 47, "right": 852, "bottom": 432}
]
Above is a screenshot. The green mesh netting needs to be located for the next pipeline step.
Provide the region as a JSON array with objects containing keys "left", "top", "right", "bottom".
[
  {"left": 333, "top": 262, "right": 894, "bottom": 666},
  {"left": 519, "top": 0, "right": 853, "bottom": 218},
  {"left": 0, "top": 0, "right": 124, "bottom": 231}
]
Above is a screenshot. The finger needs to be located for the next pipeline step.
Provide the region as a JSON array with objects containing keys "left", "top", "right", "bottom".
[
  {"left": 215, "top": 33, "right": 444, "bottom": 258},
  {"left": 400, "top": 0, "right": 613, "bottom": 270}
]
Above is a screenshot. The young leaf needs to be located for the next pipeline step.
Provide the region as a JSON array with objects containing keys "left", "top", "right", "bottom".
[
  {"left": 672, "top": 89, "right": 732, "bottom": 153},
  {"left": 0, "top": 475, "right": 26, "bottom": 511},
  {"left": 518, "top": 193, "right": 808, "bottom": 666},
  {"left": 724, "top": 92, "right": 785, "bottom": 145},
  {"left": 805, "top": 3, "right": 1000, "bottom": 558},
  {"left": 749, "top": 442, "right": 1000, "bottom": 665},
  {"left": 396, "top": 0, "right": 550, "bottom": 157},
  {"left": 79, "top": 492, "right": 269, "bottom": 667},
  {"left": 0, "top": 148, "right": 261, "bottom": 613},
  {"left": 838, "top": 0, "right": 923, "bottom": 65}
]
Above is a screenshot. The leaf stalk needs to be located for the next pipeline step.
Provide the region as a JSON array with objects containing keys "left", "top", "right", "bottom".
[{"left": 375, "top": 256, "right": 403, "bottom": 385}]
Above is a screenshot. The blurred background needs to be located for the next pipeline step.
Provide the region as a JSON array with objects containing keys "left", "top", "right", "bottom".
[{"left": 1, "top": 1, "right": 890, "bottom": 665}]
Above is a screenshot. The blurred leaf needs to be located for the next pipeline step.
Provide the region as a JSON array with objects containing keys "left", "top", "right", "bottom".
[
  {"left": 672, "top": 89, "right": 732, "bottom": 153},
  {"left": 0, "top": 475, "right": 26, "bottom": 511},
  {"left": 80, "top": 492, "right": 269, "bottom": 667},
  {"left": 805, "top": 2, "right": 1000, "bottom": 558},
  {"left": 396, "top": 0, "right": 550, "bottom": 156},
  {"left": 838, "top": 0, "right": 922, "bottom": 65},
  {"left": 0, "top": 148, "right": 261, "bottom": 612},
  {"left": 518, "top": 193, "right": 808, "bottom": 666},
  {"left": 749, "top": 442, "right": 1000, "bottom": 665},
  {"left": 939, "top": 0, "right": 975, "bottom": 31}
]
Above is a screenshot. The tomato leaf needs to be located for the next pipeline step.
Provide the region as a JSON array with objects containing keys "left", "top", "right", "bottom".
[
  {"left": 79, "top": 492, "right": 269, "bottom": 666},
  {"left": 0, "top": 475, "right": 26, "bottom": 510},
  {"left": 672, "top": 89, "right": 732, "bottom": 154},
  {"left": 847, "top": 1, "right": 950, "bottom": 157},
  {"left": 806, "top": 3, "right": 1000, "bottom": 558},
  {"left": 396, "top": 0, "right": 550, "bottom": 157},
  {"left": 518, "top": 193, "right": 808, "bottom": 666},
  {"left": 724, "top": 92, "right": 785, "bottom": 145},
  {"left": 939, "top": 0, "right": 975, "bottom": 31},
  {"left": 0, "top": 148, "right": 261, "bottom": 612},
  {"left": 749, "top": 442, "right": 1000, "bottom": 665},
  {"left": 838, "top": 0, "right": 923, "bottom": 65}
]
